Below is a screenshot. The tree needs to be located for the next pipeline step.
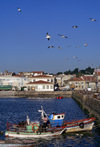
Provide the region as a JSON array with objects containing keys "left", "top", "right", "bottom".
[{"left": 56, "top": 72, "right": 63, "bottom": 75}]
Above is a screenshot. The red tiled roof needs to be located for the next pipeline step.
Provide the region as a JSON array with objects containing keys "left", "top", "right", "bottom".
[
  {"left": 27, "top": 80, "right": 53, "bottom": 84},
  {"left": 70, "top": 77, "right": 84, "bottom": 81},
  {"left": 82, "top": 76, "right": 96, "bottom": 82}
]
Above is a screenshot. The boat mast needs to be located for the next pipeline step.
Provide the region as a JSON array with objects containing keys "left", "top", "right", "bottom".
[{"left": 38, "top": 106, "right": 48, "bottom": 120}]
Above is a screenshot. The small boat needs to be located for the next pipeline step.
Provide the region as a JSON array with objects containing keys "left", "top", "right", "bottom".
[
  {"left": 57, "top": 96, "right": 63, "bottom": 99},
  {"left": 5, "top": 106, "right": 95, "bottom": 139}
]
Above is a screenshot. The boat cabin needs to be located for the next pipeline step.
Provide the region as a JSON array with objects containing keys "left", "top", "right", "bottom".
[{"left": 49, "top": 113, "right": 65, "bottom": 127}]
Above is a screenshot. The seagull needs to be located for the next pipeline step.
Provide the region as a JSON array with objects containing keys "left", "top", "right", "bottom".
[
  {"left": 84, "top": 43, "right": 88, "bottom": 47},
  {"left": 89, "top": 18, "right": 96, "bottom": 22},
  {"left": 46, "top": 33, "right": 51, "bottom": 40},
  {"left": 73, "top": 56, "right": 78, "bottom": 59},
  {"left": 72, "top": 25, "right": 78, "bottom": 29},
  {"left": 58, "top": 46, "right": 62, "bottom": 49},
  {"left": 17, "top": 8, "right": 21, "bottom": 13},
  {"left": 48, "top": 46, "right": 54, "bottom": 48},
  {"left": 58, "top": 34, "right": 68, "bottom": 38}
]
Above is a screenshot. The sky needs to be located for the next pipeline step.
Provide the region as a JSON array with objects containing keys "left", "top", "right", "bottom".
[{"left": 0, "top": 0, "right": 100, "bottom": 73}]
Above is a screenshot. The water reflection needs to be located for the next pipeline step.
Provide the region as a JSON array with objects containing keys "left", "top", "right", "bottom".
[{"left": 3, "top": 132, "right": 97, "bottom": 147}]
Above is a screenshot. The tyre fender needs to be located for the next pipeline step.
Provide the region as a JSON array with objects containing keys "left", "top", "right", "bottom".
[{"left": 79, "top": 122, "right": 84, "bottom": 129}]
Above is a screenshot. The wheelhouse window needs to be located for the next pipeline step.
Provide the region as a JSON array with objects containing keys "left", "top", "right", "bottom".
[{"left": 57, "top": 116, "right": 60, "bottom": 119}]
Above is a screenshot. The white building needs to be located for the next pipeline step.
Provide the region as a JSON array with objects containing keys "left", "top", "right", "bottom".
[
  {"left": 0, "top": 75, "right": 28, "bottom": 90},
  {"left": 0, "top": 73, "right": 55, "bottom": 91},
  {"left": 26, "top": 80, "right": 54, "bottom": 91},
  {"left": 28, "top": 75, "right": 55, "bottom": 83},
  {"left": 55, "top": 74, "right": 76, "bottom": 87}
]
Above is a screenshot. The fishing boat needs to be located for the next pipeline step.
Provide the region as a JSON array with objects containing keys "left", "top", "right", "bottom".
[{"left": 5, "top": 106, "right": 95, "bottom": 139}]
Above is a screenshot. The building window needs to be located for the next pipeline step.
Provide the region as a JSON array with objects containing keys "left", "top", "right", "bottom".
[
  {"left": 43, "top": 85, "right": 45, "bottom": 89},
  {"left": 50, "top": 85, "right": 53, "bottom": 89},
  {"left": 51, "top": 79, "right": 53, "bottom": 82},
  {"left": 47, "top": 85, "right": 49, "bottom": 89},
  {"left": 35, "top": 86, "right": 38, "bottom": 89}
]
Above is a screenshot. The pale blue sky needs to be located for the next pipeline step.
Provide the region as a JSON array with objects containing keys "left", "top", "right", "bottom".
[{"left": 0, "top": 0, "right": 100, "bottom": 73}]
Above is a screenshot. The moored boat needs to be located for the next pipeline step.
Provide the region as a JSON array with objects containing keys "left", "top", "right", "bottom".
[
  {"left": 5, "top": 106, "right": 95, "bottom": 139},
  {"left": 64, "top": 117, "right": 95, "bottom": 133},
  {"left": 57, "top": 96, "right": 63, "bottom": 99}
]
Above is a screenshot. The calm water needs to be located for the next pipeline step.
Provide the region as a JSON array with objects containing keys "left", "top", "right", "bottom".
[{"left": 0, "top": 97, "right": 100, "bottom": 147}]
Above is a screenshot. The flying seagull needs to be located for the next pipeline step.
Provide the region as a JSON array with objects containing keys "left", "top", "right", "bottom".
[
  {"left": 58, "top": 34, "right": 68, "bottom": 38},
  {"left": 17, "top": 8, "right": 21, "bottom": 12},
  {"left": 73, "top": 56, "right": 78, "bottom": 59},
  {"left": 48, "top": 45, "right": 54, "bottom": 48},
  {"left": 46, "top": 33, "right": 51, "bottom": 40},
  {"left": 72, "top": 25, "right": 78, "bottom": 29},
  {"left": 58, "top": 46, "right": 62, "bottom": 49},
  {"left": 84, "top": 43, "right": 88, "bottom": 47},
  {"left": 89, "top": 18, "right": 96, "bottom": 22}
]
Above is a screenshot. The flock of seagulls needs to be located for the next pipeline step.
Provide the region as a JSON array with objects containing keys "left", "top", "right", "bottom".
[
  {"left": 48, "top": 45, "right": 62, "bottom": 50},
  {"left": 45, "top": 17, "right": 96, "bottom": 51},
  {"left": 16, "top": 7, "right": 96, "bottom": 62}
]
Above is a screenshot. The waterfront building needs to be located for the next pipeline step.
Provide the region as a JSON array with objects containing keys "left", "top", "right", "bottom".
[
  {"left": 82, "top": 75, "right": 96, "bottom": 91},
  {"left": 93, "top": 70, "right": 100, "bottom": 92},
  {"left": 28, "top": 75, "right": 55, "bottom": 83},
  {"left": 26, "top": 80, "right": 54, "bottom": 91},
  {"left": 68, "top": 77, "right": 86, "bottom": 91},
  {"left": 0, "top": 75, "right": 28, "bottom": 90},
  {"left": 55, "top": 74, "right": 75, "bottom": 87}
]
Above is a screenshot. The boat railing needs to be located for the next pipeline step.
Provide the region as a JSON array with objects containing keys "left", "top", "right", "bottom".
[
  {"left": 63, "top": 117, "right": 96, "bottom": 126},
  {"left": 7, "top": 121, "right": 66, "bottom": 133}
]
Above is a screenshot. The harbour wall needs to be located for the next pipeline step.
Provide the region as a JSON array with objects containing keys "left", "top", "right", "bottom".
[
  {"left": 72, "top": 92, "right": 100, "bottom": 121},
  {"left": 0, "top": 91, "right": 72, "bottom": 98}
]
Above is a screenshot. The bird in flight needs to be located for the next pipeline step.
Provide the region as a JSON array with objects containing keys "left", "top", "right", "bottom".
[
  {"left": 58, "top": 46, "right": 62, "bottom": 49},
  {"left": 84, "top": 43, "right": 88, "bottom": 47},
  {"left": 72, "top": 25, "right": 78, "bottom": 29},
  {"left": 48, "top": 46, "right": 54, "bottom": 48},
  {"left": 73, "top": 56, "right": 78, "bottom": 59},
  {"left": 58, "top": 34, "right": 68, "bottom": 38},
  {"left": 17, "top": 8, "right": 22, "bottom": 13},
  {"left": 46, "top": 33, "right": 51, "bottom": 40},
  {"left": 89, "top": 18, "right": 96, "bottom": 22}
]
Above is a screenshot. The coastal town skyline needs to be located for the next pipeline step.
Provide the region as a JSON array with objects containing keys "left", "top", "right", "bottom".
[{"left": 0, "top": 0, "right": 100, "bottom": 73}]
